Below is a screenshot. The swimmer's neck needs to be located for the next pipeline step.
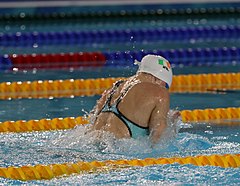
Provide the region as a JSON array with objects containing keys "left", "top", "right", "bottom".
[{"left": 134, "top": 72, "right": 167, "bottom": 87}]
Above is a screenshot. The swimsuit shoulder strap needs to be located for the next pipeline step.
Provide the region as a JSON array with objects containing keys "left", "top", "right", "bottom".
[
  {"left": 104, "top": 80, "right": 125, "bottom": 107},
  {"left": 108, "top": 80, "right": 124, "bottom": 101},
  {"left": 115, "top": 82, "right": 134, "bottom": 105},
  {"left": 97, "top": 80, "right": 124, "bottom": 115}
]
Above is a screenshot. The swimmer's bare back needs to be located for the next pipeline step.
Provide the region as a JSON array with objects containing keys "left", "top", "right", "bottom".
[{"left": 91, "top": 75, "right": 170, "bottom": 144}]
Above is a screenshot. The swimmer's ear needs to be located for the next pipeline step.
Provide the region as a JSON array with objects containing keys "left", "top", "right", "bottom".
[{"left": 134, "top": 59, "right": 141, "bottom": 66}]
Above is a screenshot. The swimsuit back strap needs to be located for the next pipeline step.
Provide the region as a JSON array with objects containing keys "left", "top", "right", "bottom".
[
  {"left": 98, "top": 80, "right": 125, "bottom": 113},
  {"left": 115, "top": 82, "right": 133, "bottom": 105},
  {"left": 106, "top": 80, "right": 125, "bottom": 106}
]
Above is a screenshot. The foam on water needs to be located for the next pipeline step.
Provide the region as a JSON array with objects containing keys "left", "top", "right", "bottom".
[
  {"left": 49, "top": 111, "right": 185, "bottom": 159},
  {"left": 0, "top": 114, "right": 212, "bottom": 166}
]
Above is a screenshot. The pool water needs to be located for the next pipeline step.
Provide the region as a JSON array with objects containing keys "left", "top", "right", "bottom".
[
  {"left": 0, "top": 121, "right": 239, "bottom": 185},
  {"left": 0, "top": 2, "right": 240, "bottom": 185},
  {"left": 0, "top": 67, "right": 239, "bottom": 185},
  {"left": 0, "top": 66, "right": 239, "bottom": 122}
]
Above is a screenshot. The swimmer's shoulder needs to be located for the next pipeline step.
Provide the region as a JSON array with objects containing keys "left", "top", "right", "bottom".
[
  {"left": 136, "top": 82, "right": 168, "bottom": 92},
  {"left": 131, "top": 82, "right": 169, "bottom": 99}
]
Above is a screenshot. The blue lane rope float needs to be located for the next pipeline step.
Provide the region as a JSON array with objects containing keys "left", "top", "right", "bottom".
[
  {"left": 104, "top": 46, "right": 240, "bottom": 66},
  {"left": 0, "top": 25, "right": 240, "bottom": 47},
  {"left": 0, "top": 54, "right": 12, "bottom": 71}
]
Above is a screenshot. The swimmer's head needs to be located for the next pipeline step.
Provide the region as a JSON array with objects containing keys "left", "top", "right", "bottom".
[{"left": 134, "top": 54, "right": 173, "bottom": 88}]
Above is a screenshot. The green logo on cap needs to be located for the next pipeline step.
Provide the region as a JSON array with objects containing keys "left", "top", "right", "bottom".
[
  {"left": 158, "top": 59, "right": 164, "bottom": 65},
  {"left": 158, "top": 59, "right": 170, "bottom": 71}
]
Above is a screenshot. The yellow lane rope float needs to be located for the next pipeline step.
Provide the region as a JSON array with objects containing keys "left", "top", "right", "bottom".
[
  {"left": 0, "top": 154, "right": 239, "bottom": 181},
  {"left": 0, "top": 72, "right": 239, "bottom": 100},
  {"left": 0, "top": 107, "right": 239, "bottom": 133}
]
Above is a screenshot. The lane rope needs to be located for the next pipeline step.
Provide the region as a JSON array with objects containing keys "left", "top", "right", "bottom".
[
  {"left": 1, "top": 7, "right": 240, "bottom": 25},
  {"left": 5, "top": 47, "right": 240, "bottom": 70},
  {"left": 0, "top": 72, "right": 239, "bottom": 100},
  {"left": 0, "top": 153, "right": 239, "bottom": 180},
  {"left": 3, "top": 7, "right": 240, "bottom": 21},
  {"left": 0, "top": 107, "right": 239, "bottom": 133},
  {"left": 1, "top": 25, "right": 240, "bottom": 47},
  {"left": 10, "top": 52, "right": 106, "bottom": 70}
]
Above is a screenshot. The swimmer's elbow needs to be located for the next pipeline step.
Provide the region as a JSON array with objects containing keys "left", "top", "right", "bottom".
[
  {"left": 149, "top": 122, "right": 167, "bottom": 145},
  {"left": 149, "top": 130, "right": 161, "bottom": 145}
]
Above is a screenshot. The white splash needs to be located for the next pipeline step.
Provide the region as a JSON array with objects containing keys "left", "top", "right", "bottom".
[{"left": 50, "top": 109, "right": 183, "bottom": 158}]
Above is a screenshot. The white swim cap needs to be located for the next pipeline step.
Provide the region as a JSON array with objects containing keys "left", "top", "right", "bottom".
[{"left": 135, "top": 54, "right": 173, "bottom": 88}]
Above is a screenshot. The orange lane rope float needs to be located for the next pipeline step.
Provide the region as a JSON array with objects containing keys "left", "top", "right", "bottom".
[
  {"left": 0, "top": 154, "right": 239, "bottom": 181},
  {"left": 0, "top": 107, "right": 239, "bottom": 133},
  {"left": 0, "top": 72, "right": 239, "bottom": 100},
  {"left": 180, "top": 107, "right": 240, "bottom": 123}
]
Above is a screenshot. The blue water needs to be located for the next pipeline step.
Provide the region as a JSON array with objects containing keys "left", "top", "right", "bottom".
[
  {"left": 0, "top": 66, "right": 239, "bottom": 122},
  {"left": 0, "top": 66, "right": 239, "bottom": 185},
  {"left": 0, "top": 122, "right": 239, "bottom": 185},
  {"left": 0, "top": 2, "right": 240, "bottom": 185}
]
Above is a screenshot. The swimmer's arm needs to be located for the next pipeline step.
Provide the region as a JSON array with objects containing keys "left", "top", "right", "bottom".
[
  {"left": 149, "top": 93, "right": 170, "bottom": 145},
  {"left": 90, "top": 89, "right": 109, "bottom": 118}
]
